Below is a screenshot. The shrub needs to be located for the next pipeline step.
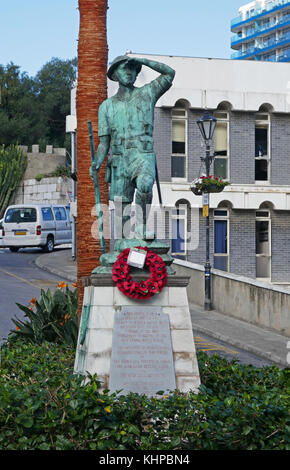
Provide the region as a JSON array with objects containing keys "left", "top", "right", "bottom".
[
  {"left": 51, "top": 164, "right": 71, "bottom": 178},
  {"left": 0, "top": 341, "right": 289, "bottom": 451},
  {"left": 34, "top": 165, "right": 71, "bottom": 182},
  {"left": 10, "top": 284, "right": 78, "bottom": 347},
  {"left": 34, "top": 173, "right": 46, "bottom": 182}
]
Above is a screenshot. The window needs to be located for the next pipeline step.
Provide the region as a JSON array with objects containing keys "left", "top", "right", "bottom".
[
  {"left": 255, "top": 113, "right": 270, "bottom": 182},
  {"left": 214, "top": 111, "right": 229, "bottom": 180},
  {"left": 214, "top": 209, "right": 229, "bottom": 272},
  {"left": 263, "top": 33, "right": 276, "bottom": 47},
  {"left": 171, "top": 102, "right": 187, "bottom": 179},
  {"left": 5, "top": 208, "right": 37, "bottom": 223},
  {"left": 41, "top": 207, "right": 53, "bottom": 221},
  {"left": 256, "top": 210, "right": 271, "bottom": 278},
  {"left": 53, "top": 207, "right": 67, "bottom": 221},
  {"left": 171, "top": 204, "right": 187, "bottom": 260},
  {"left": 262, "top": 18, "right": 270, "bottom": 27}
]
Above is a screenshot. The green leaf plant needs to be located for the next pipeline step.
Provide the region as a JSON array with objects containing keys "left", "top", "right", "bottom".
[{"left": 10, "top": 283, "right": 78, "bottom": 347}]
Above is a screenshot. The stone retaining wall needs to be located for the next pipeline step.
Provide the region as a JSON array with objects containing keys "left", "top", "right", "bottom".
[{"left": 14, "top": 176, "right": 72, "bottom": 206}]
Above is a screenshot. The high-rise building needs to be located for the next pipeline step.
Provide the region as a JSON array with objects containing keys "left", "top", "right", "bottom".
[{"left": 231, "top": 0, "right": 290, "bottom": 62}]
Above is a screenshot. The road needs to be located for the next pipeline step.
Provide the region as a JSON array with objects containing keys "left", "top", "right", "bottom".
[
  {"left": 0, "top": 247, "right": 74, "bottom": 343},
  {"left": 194, "top": 332, "right": 275, "bottom": 368},
  {"left": 0, "top": 247, "right": 276, "bottom": 367}
]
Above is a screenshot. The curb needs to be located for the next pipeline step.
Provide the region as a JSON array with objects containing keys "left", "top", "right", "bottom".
[
  {"left": 191, "top": 323, "right": 287, "bottom": 368},
  {"left": 34, "top": 256, "right": 77, "bottom": 283}
]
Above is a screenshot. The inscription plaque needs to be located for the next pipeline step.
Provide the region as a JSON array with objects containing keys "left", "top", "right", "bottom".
[{"left": 109, "top": 307, "right": 176, "bottom": 396}]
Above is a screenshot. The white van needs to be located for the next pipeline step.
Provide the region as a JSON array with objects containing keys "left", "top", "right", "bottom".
[{"left": 2, "top": 204, "right": 72, "bottom": 253}]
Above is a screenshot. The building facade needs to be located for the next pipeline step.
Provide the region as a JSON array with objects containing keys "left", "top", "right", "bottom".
[
  {"left": 231, "top": 0, "right": 290, "bottom": 62},
  {"left": 108, "top": 53, "right": 290, "bottom": 285}
]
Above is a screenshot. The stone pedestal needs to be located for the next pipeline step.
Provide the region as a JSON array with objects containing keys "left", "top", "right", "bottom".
[{"left": 74, "top": 273, "right": 201, "bottom": 395}]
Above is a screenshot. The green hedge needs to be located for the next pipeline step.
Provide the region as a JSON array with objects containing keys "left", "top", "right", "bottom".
[{"left": 0, "top": 340, "right": 289, "bottom": 450}]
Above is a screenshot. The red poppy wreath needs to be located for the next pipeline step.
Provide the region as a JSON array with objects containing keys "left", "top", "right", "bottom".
[{"left": 112, "top": 247, "right": 168, "bottom": 300}]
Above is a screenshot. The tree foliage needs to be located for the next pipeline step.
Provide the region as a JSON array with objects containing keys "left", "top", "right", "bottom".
[
  {"left": 0, "top": 58, "right": 77, "bottom": 149},
  {"left": 34, "top": 57, "right": 77, "bottom": 148}
]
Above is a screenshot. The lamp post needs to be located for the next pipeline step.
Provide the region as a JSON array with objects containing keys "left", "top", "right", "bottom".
[{"left": 196, "top": 110, "right": 216, "bottom": 311}]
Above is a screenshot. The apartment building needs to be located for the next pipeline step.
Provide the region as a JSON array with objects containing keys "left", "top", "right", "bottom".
[{"left": 231, "top": 0, "right": 290, "bottom": 61}]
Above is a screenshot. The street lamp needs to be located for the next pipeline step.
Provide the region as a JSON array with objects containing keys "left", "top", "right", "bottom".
[{"left": 196, "top": 110, "right": 216, "bottom": 311}]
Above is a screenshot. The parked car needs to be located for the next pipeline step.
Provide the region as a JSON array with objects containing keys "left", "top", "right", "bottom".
[{"left": 2, "top": 204, "right": 72, "bottom": 253}]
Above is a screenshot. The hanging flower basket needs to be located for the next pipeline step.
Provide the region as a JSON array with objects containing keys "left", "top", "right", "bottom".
[
  {"left": 190, "top": 175, "right": 230, "bottom": 195},
  {"left": 112, "top": 247, "right": 168, "bottom": 300}
]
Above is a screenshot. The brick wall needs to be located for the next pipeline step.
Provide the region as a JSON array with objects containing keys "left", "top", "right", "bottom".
[
  {"left": 229, "top": 209, "right": 256, "bottom": 278},
  {"left": 188, "top": 109, "right": 207, "bottom": 182},
  {"left": 154, "top": 108, "right": 171, "bottom": 182},
  {"left": 271, "top": 210, "right": 290, "bottom": 282},
  {"left": 271, "top": 114, "right": 290, "bottom": 186},
  {"left": 154, "top": 107, "right": 207, "bottom": 183},
  {"left": 187, "top": 209, "right": 214, "bottom": 267},
  {"left": 167, "top": 204, "right": 290, "bottom": 283},
  {"left": 230, "top": 111, "right": 255, "bottom": 184},
  {"left": 186, "top": 209, "right": 257, "bottom": 278}
]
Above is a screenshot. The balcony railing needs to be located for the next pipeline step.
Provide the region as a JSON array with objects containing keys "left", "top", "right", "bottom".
[
  {"left": 277, "top": 48, "right": 290, "bottom": 59},
  {"left": 231, "top": 13, "right": 290, "bottom": 46},
  {"left": 231, "top": 47, "right": 256, "bottom": 59},
  {"left": 231, "top": 31, "right": 290, "bottom": 59},
  {"left": 231, "top": 0, "right": 290, "bottom": 29}
]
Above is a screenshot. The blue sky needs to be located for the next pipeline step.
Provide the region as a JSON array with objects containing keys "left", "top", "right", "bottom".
[{"left": 0, "top": 0, "right": 245, "bottom": 77}]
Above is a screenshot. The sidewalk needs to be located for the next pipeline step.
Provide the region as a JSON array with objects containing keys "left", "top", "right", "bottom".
[
  {"left": 35, "top": 247, "right": 77, "bottom": 283},
  {"left": 35, "top": 248, "right": 289, "bottom": 368}
]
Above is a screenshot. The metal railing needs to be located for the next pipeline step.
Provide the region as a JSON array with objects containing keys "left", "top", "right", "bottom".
[
  {"left": 231, "top": 31, "right": 290, "bottom": 59},
  {"left": 277, "top": 47, "right": 290, "bottom": 59},
  {"left": 231, "top": 0, "right": 290, "bottom": 28},
  {"left": 231, "top": 12, "right": 290, "bottom": 45}
]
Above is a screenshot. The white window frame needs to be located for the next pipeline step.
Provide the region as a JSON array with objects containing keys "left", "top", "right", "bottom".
[
  {"left": 255, "top": 113, "right": 271, "bottom": 184},
  {"left": 256, "top": 210, "right": 271, "bottom": 281},
  {"left": 171, "top": 203, "right": 188, "bottom": 259},
  {"left": 171, "top": 107, "right": 188, "bottom": 182},
  {"left": 213, "top": 209, "right": 229, "bottom": 272},
  {"left": 213, "top": 111, "right": 230, "bottom": 181}
]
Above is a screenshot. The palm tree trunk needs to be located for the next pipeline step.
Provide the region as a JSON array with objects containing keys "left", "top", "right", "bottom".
[{"left": 77, "top": 0, "right": 109, "bottom": 312}]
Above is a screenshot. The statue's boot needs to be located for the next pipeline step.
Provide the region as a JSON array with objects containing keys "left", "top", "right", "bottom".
[{"left": 134, "top": 190, "right": 155, "bottom": 240}]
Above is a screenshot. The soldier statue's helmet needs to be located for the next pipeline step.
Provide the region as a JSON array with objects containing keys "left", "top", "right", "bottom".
[{"left": 107, "top": 55, "right": 142, "bottom": 82}]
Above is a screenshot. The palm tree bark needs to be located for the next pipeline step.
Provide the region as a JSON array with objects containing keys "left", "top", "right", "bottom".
[{"left": 77, "top": 0, "right": 109, "bottom": 312}]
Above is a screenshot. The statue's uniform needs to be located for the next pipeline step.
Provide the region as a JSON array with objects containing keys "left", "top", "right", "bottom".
[{"left": 98, "top": 75, "right": 172, "bottom": 203}]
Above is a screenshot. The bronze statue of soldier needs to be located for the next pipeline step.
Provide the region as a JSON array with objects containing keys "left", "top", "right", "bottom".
[{"left": 90, "top": 55, "right": 175, "bottom": 240}]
